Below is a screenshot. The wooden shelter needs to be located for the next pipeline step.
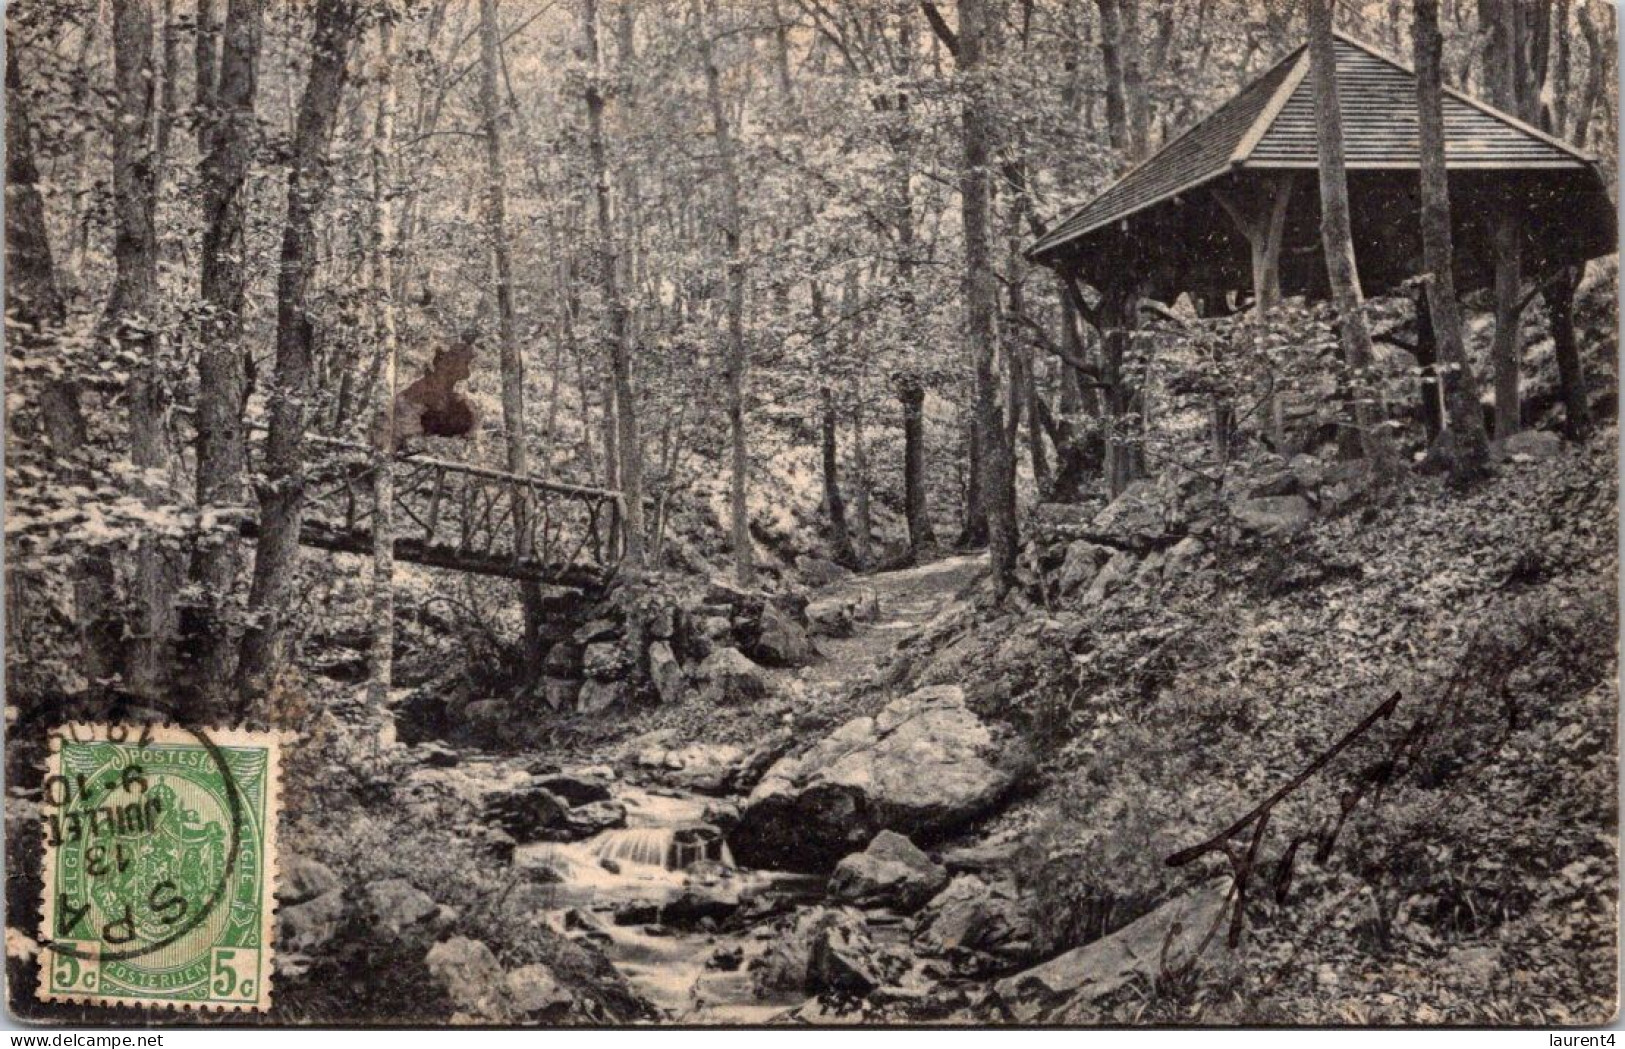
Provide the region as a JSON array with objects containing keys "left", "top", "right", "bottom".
[{"left": 1027, "top": 32, "right": 1615, "bottom": 310}]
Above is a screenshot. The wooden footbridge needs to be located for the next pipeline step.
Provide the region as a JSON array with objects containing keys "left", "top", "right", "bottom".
[{"left": 243, "top": 429, "right": 624, "bottom": 589}]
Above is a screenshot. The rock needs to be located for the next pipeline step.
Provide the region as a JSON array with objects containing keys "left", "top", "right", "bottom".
[
  {"left": 412, "top": 741, "right": 461, "bottom": 769},
  {"left": 698, "top": 615, "right": 733, "bottom": 641},
  {"left": 1249, "top": 469, "right": 1302, "bottom": 498},
  {"left": 808, "top": 920, "right": 908, "bottom": 996},
  {"left": 806, "top": 596, "right": 856, "bottom": 639},
  {"left": 482, "top": 784, "right": 570, "bottom": 843},
  {"left": 557, "top": 800, "right": 627, "bottom": 840},
  {"left": 475, "top": 827, "right": 518, "bottom": 865},
  {"left": 540, "top": 677, "right": 581, "bottom": 711},
  {"left": 750, "top": 907, "right": 868, "bottom": 996},
  {"left": 599, "top": 857, "right": 621, "bottom": 874},
  {"left": 798, "top": 555, "right": 852, "bottom": 587},
  {"left": 505, "top": 964, "right": 572, "bottom": 1016},
  {"left": 574, "top": 618, "right": 620, "bottom": 644},
  {"left": 630, "top": 742, "right": 745, "bottom": 794},
  {"left": 534, "top": 772, "right": 612, "bottom": 806},
  {"left": 752, "top": 602, "right": 818, "bottom": 667},
  {"left": 700, "top": 799, "right": 741, "bottom": 832},
  {"left": 1090, "top": 480, "right": 1167, "bottom": 545},
  {"left": 577, "top": 679, "right": 630, "bottom": 714},
  {"left": 279, "top": 888, "right": 345, "bottom": 952},
  {"left": 1497, "top": 428, "right": 1564, "bottom": 461},
  {"left": 281, "top": 856, "right": 341, "bottom": 905},
  {"left": 707, "top": 946, "right": 745, "bottom": 971},
  {"left": 991, "top": 879, "right": 1230, "bottom": 1022},
  {"left": 719, "top": 738, "right": 793, "bottom": 795},
  {"left": 660, "top": 883, "right": 741, "bottom": 928},
  {"left": 732, "top": 685, "right": 1024, "bottom": 872},
  {"left": 829, "top": 831, "right": 949, "bottom": 911},
  {"left": 612, "top": 902, "right": 661, "bottom": 926},
  {"left": 1162, "top": 536, "right": 1206, "bottom": 578},
  {"left": 647, "top": 641, "right": 687, "bottom": 704},
  {"left": 1232, "top": 494, "right": 1313, "bottom": 536},
  {"left": 583, "top": 641, "right": 631, "bottom": 681},
  {"left": 542, "top": 641, "right": 583, "bottom": 678},
  {"left": 694, "top": 647, "right": 772, "bottom": 706},
  {"left": 426, "top": 937, "right": 507, "bottom": 1020},
  {"left": 646, "top": 603, "right": 677, "bottom": 639},
  {"left": 1029, "top": 501, "right": 1104, "bottom": 543},
  {"left": 1055, "top": 540, "right": 1110, "bottom": 595},
  {"left": 1082, "top": 551, "right": 1137, "bottom": 604},
  {"left": 363, "top": 879, "right": 441, "bottom": 940},
  {"left": 913, "top": 875, "right": 1033, "bottom": 961}
]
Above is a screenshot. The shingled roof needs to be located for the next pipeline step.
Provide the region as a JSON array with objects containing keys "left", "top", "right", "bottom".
[{"left": 1028, "top": 32, "right": 1595, "bottom": 263}]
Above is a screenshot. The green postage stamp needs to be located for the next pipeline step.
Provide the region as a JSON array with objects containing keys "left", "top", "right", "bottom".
[{"left": 36, "top": 724, "right": 281, "bottom": 1012}]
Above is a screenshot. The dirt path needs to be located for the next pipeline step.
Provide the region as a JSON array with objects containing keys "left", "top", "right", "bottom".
[{"left": 794, "top": 551, "right": 988, "bottom": 694}]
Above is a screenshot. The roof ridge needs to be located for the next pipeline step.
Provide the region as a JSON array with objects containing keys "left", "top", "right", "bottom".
[
  {"left": 1229, "top": 48, "right": 1311, "bottom": 166},
  {"left": 1030, "top": 42, "right": 1308, "bottom": 255},
  {"left": 1330, "top": 29, "right": 1596, "bottom": 165}
]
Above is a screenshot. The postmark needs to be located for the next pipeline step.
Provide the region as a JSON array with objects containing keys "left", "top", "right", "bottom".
[{"left": 36, "top": 723, "right": 281, "bottom": 1012}]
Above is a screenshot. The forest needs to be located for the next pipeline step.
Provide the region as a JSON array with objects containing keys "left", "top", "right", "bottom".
[{"left": 4, "top": 0, "right": 1620, "bottom": 1028}]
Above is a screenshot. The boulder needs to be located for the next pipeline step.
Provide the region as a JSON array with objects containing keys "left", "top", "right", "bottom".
[
  {"left": 806, "top": 596, "right": 856, "bottom": 639},
  {"left": 829, "top": 831, "right": 949, "bottom": 911},
  {"left": 913, "top": 875, "right": 1033, "bottom": 961},
  {"left": 534, "top": 772, "right": 612, "bottom": 806},
  {"left": 1090, "top": 480, "right": 1167, "bottom": 546},
  {"left": 542, "top": 641, "right": 584, "bottom": 678},
  {"left": 1082, "top": 551, "right": 1136, "bottom": 604},
  {"left": 582, "top": 641, "right": 631, "bottom": 681},
  {"left": 281, "top": 856, "right": 341, "bottom": 905},
  {"left": 540, "top": 678, "right": 581, "bottom": 711},
  {"left": 505, "top": 964, "right": 572, "bottom": 1016},
  {"left": 660, "top": 882, "right": 742, "bottom": 928},
  {"left": 482, "top": 784, "right": 570, "bottom": 843},
  {"left": 631, "top": 742, "right": 746, "bottom": 794},
  {"left": 1055, "top": 540, "right": 1110, "bottom": 595},
  {"left": 574, "top": 618, "right": 619, "bottom": 644},
  {"left": 363, "top": 879, "right": 441, "bottom": 940},
  {"left": 1162, "top": 536, "right": 1206, "bottom": 578},
  {"left": 694, "top": 648, "right": 772, "bottom": 706},
  {"left": 798, "top": 555, "right": 852, "bottom": 587},
  {"left": 556, "top": 800, "right": 628, "bottom": 840},
  {"left": 1497, "top": 428, "right": 1564, "bottom": 461},
  {"left": 808, "top": 920, "right": 909, "bottom": 996},
  {"left": 577, "top": 679, "right": 630, "bottom": 714},
  {"left": 279, "top": 888, "right": 346, "bottom": 952},
  {"left": 648, "top": 641, "right": 687, "bottom": 704},
  {"left": 404, "top": 741, "right": 458, "bottom": 769},
  {"left": 1231, "top": 494, "right": 1313, "bottom": 536},
  {"left": 425, "top": 936, "right": 507, "bottom": 1020},
  {"left": 731, "top": 685, "right": 1024, "bottom": 872},
  {"left": 749, "top": 907, "right": 868, "bottom": 996},
  {"left": 991, "top": 879, "right": 1230, "bottom": 1022},
  {"left": 752, "top": 602, "right": 818, "bottom": 667}
]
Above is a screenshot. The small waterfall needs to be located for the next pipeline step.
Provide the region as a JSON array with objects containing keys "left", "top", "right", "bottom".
[{"left": 586, "top": 826, "right": 734, "bottom": 872}]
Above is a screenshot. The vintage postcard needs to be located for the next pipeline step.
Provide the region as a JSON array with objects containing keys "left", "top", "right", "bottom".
[{"left": 3, "top": 0, "right": 1617, "bottom": 1030}]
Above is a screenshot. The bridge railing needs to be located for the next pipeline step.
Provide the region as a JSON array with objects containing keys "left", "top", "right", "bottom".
[
  {"left": 291, "top": 434, "right": 624, "bottom": 586},
  {"left": 174, "top": 404, "right": 623, "bottom": 586}
]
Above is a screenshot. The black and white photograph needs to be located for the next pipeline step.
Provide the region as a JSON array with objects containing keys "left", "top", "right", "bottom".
[{"left": 1, "top": 0, "right": 1619, "bottom": 1029}]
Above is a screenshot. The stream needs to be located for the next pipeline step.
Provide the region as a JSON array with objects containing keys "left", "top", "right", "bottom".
[{"left": 516, "top": 786, "right": 826, "bottom": 1022}]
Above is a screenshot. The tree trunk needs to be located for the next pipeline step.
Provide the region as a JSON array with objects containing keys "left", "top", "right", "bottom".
[
  {"left": 1547, "top": 265, "right": 1590, "bottom": 440},
  {"left": 1488, "top": 215, "right": 1523, "bottom": 438},
  {"left": 959, "top": 0, "right": 1016, "bottom": 593},
  {"left": 852, "top": 386, "right": 874, "bottom": 566},
  {"left": 812, "top": 283, "right": 856, "bottom": 567},
  {"left": 1308, "top": 0, "right": 1396, "bottom": 470},
  {"left": 1413, "top": 0, "right": 1491, "bottom": 480},
  {"left": 1412, "top": 284, "right": 1445, "bottom": 440},
  {"left": 896, "top": 373, "right": 938, "bottom": 558},
  {"left": 367, "top": 14, "right": 399, "bottom": 717},
  {"left": 1098, "top": 285, "right": 1142, "bottom": 495},
  {"left": 582, "top": 0, "right": 645, "bottom": 566},
  {"left": 106, "top": 0, "right": 177, "bottom": 702},
  {"left": 480, "top": 0, "right": 546, "bottom": 670},
  {"left": 1094, "top": 0, "right": 1130, "bottom": 160},
  {"left": 697, "top": 0, "right": 752, "bottom": 587},
  {"left": 958, "top": 413, "right": 987, "bottom": 549},
  {"left": 189, "top": 0, "right": 262, "bottom": 716},
  {"left": 236, "top": 0, "right": 361, "bottom": 707},
  {"left": 6, "top": 33, "right": 121, "bottom": 692}
]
